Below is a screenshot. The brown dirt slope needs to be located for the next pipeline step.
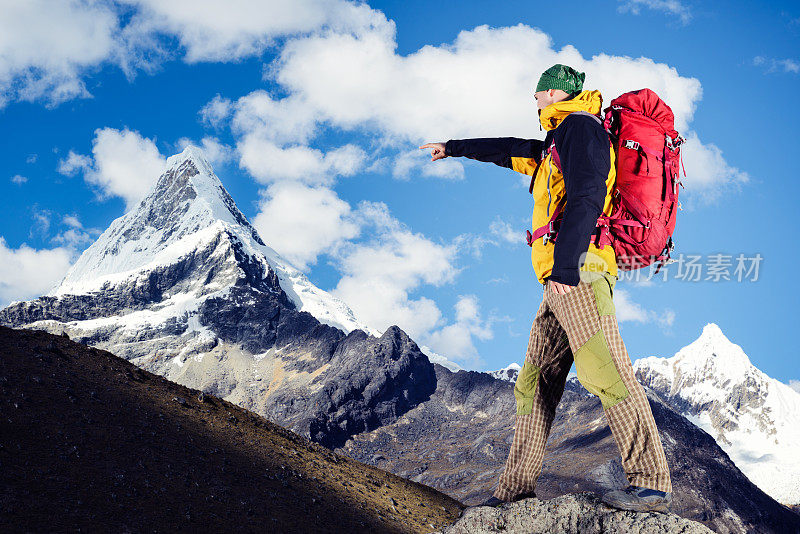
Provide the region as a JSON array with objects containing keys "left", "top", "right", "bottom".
[{"left": 0, "top": 325, "right": 463, "bottom": 533}]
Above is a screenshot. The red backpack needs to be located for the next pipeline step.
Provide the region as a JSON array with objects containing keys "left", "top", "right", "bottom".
[{"left": 528, "top": 88, "right": 686, "bottom": 273}]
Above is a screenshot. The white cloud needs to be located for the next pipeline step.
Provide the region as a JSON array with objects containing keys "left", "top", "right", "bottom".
[
  {"left": 331, "top": 201, "right": 459, "bottom": 338},
  {"left": 121, "top": 0, "right": 388, "bottom": 63},
  {"left": 228, "top": 91, "right": 319, "bottom": 145},
  {"left": 614, "top": 288, "right": 649, "bottom": 323},
  {"left": 424, "top": 295, "right": 495, "bottom": 368},
  {"left": 29, "top": 207, "right": 52, "bottom": 237},
  {"left": 327, "top": 201, "right": 497, "bottom": 367},
  {"left": 273, "top": 23, "right": 704, "bottom": 139},
  {"left": 0, "top": 0, "right": 119, "bottom": 107},
  {"left": 251, "top": 182, "right": 360, "bottom": 270},
  {"left": 237, "top": 137, "right": 366, "bottom": 185},
  {"left": 679, "top": 131, "right": 749, "bottom": 204},
  {"left": 0, "top": 0, "right": 388, "bottom": 108},
  {"left": 262, "top": 21, "right": 743, "bottom": 201},
  {"left": 10, "top": 174, "right": 27, "bottom": 185},
  {"left": 617, "top": 0, "right": 692, "bottom": 24},
  {"left": 58, "top": 127, "right": 166, "bottom": 211},
  {"left": 200, "top": 94, "right": 234, "bottom": 128},
  {"left": 0, "top": 236, "right": 74, "bottom": 307}
]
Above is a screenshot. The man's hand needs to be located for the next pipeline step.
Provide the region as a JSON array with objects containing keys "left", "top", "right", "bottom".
[
  {"left": 548, "top": 279, "right": 573, "bottom": 295},
  {"left": 420, "top": 142, "right": 447, "bottom": 161}
]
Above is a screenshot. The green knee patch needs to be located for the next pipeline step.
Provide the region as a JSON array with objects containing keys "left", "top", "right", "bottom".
[
  {"left": 574, "top": 329, "right": 629, "bottom": 409},
  {"left": 514, "top": 360, "right": 541, "bottom": 415},
  {"left": 590, "top": 273, "right": 616, "bottom": 316}
]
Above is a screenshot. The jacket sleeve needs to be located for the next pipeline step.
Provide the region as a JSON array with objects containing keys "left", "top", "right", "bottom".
[
  {"left": 445, "top": 138, "right": 543, "bottom": 176},
  {"left": 548, "top": 114, "right": 610, "bottom": 286}
]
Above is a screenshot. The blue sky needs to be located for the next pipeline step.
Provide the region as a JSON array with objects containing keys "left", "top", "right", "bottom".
[{"left": 1, "top": 0, "right": 799, "bottom": 386}]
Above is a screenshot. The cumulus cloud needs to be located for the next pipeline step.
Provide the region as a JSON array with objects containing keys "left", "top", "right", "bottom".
[
  {"left": 0, "top": 0, "right": 388, "bottom": 108},
  {"left": 10, "top": 174, "right": 27, "bottom": 185},
  {"left": 679, "top": 131, "right": 749, "bottom": 204},
  {"left": 58, "top": 127, "right": 166, "bottom": 211},
  {"left": 237, "top": 138, "right": 366, "bottom": 185},
  {"left": 314, "top": 200, "right": 497, "bottom": 367},
  {"left": 0, "top": 0, "right": 119, "bottom": 108},
  {"left": 261, "top": 21, "right": 744, "bottom": 201},
  {"left": 424, "top": 295, "right": 495, "bottom": 368},
  {"left": 251, "top": 182, "right": 360, "bottom": 270},
  {"left": 0, "top": 236, "right": 74, "bottom": 307},
  {"left": 121, "top": 0, "right": 388, "bottom": 63},
  {"left": 331, "top": 202, "right": 457, "bottom": 335}
]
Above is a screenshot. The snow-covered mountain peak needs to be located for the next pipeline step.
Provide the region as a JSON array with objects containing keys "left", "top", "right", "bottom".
[
  {"left": 165, "top": 145, "right": 214, "bottom": 176},
  {"left": 42, "top": 146, "right": 376, "bottom": 337},
  {"left": 490, "top": 362, "right": 521, "bottom": 382},
  {"left": 634, "top": 323, "right": 800, "bottom": 505},
  {"left": 637, "top": 322, "right": 753, "bottom": 389}
]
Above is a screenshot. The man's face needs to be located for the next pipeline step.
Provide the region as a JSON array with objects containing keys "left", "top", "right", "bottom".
[{"left": 534, "top": 89, "right": 556, "bottom": 110}]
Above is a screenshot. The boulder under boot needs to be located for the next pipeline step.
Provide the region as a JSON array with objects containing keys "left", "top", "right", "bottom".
[{"left": 601, "top": 485, "right": 672, "bottom": 513}]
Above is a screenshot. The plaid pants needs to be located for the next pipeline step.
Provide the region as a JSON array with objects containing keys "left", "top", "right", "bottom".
[{"left": 493, "top": 270, "right": 672, "bottom": 501}]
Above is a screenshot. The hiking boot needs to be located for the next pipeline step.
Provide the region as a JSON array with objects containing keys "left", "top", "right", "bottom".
[
  {"left": 475, "top": 491, "right": 536, "bottom": 508},
  {"left": 601, "top": 485, "right": 672, "bottom": 513},
  {"left": 512, "top": 491, "right": 537, "bottom": 502},
  {"left": 476, "top": 496, "right": 505, "bottom": 508}
]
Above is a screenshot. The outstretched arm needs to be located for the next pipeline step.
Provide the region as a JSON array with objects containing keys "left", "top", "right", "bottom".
[{"left": 420, "top": 138, "right": 544, "bottom": 175}]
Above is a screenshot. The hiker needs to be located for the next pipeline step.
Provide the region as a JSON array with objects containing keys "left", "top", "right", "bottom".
[{"left": 420, "top": 64, "right": 673, "bottom": 513}]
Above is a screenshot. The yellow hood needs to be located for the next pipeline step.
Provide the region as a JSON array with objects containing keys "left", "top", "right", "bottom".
[{"left": 538, "top": 89, "right": 604, "bottom": 131}]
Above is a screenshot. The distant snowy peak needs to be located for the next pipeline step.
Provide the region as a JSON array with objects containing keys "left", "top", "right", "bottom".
[
  {"left": 490, "top": 362, "right": 521, "bottom": 382},
  {"left": 47, "top": 146, "right": 257, "bottom": 295},
  {"left": 635, "top": 322, "right": 800, "bottom": 505},
  {"left": 46, "top": 145, "right": 376, "bottom": 336}
]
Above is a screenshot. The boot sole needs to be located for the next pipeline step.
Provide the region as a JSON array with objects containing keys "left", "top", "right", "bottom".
[{"left": 602, "top": 498, "right": 671, "bottom": 514}]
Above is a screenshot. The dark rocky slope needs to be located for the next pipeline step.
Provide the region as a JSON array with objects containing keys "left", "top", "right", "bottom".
[{"left": 0, "top": 325, "right": 462, "bottom": 533}]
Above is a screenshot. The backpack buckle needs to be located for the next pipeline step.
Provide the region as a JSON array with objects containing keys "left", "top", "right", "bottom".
[
  {"left": 623, "top": 139, "right": 640, "bottom": 150},
  {"left": 542, "top": 220, "right": 557, "bottom": 245}
]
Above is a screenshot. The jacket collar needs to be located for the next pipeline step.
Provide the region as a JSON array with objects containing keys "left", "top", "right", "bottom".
[{"left": 538, "top": 89, "right": 603, "bottom": 131}]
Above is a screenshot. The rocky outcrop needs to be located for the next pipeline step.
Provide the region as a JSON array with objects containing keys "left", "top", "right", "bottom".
[{"left": 436, "top": 493, "right": 713, "bottom": 534}]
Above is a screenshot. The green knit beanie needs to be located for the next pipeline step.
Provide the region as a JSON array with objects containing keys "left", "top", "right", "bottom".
[{"left": 536, "top": 64, "right": 585, "bottom": 94}]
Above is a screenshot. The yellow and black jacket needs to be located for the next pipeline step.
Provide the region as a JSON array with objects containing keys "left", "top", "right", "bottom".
[{"left": 445, "top": 89, "right": 617, "bottom": 286}]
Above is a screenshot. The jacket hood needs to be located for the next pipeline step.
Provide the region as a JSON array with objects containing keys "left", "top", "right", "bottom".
[{"left": 538, "top": 89, "right": 603, "bottom": 131}]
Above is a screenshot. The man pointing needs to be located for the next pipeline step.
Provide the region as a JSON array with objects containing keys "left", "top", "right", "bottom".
[{"left": 420, "top": 64, "right": 673, "bottom": 513}]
